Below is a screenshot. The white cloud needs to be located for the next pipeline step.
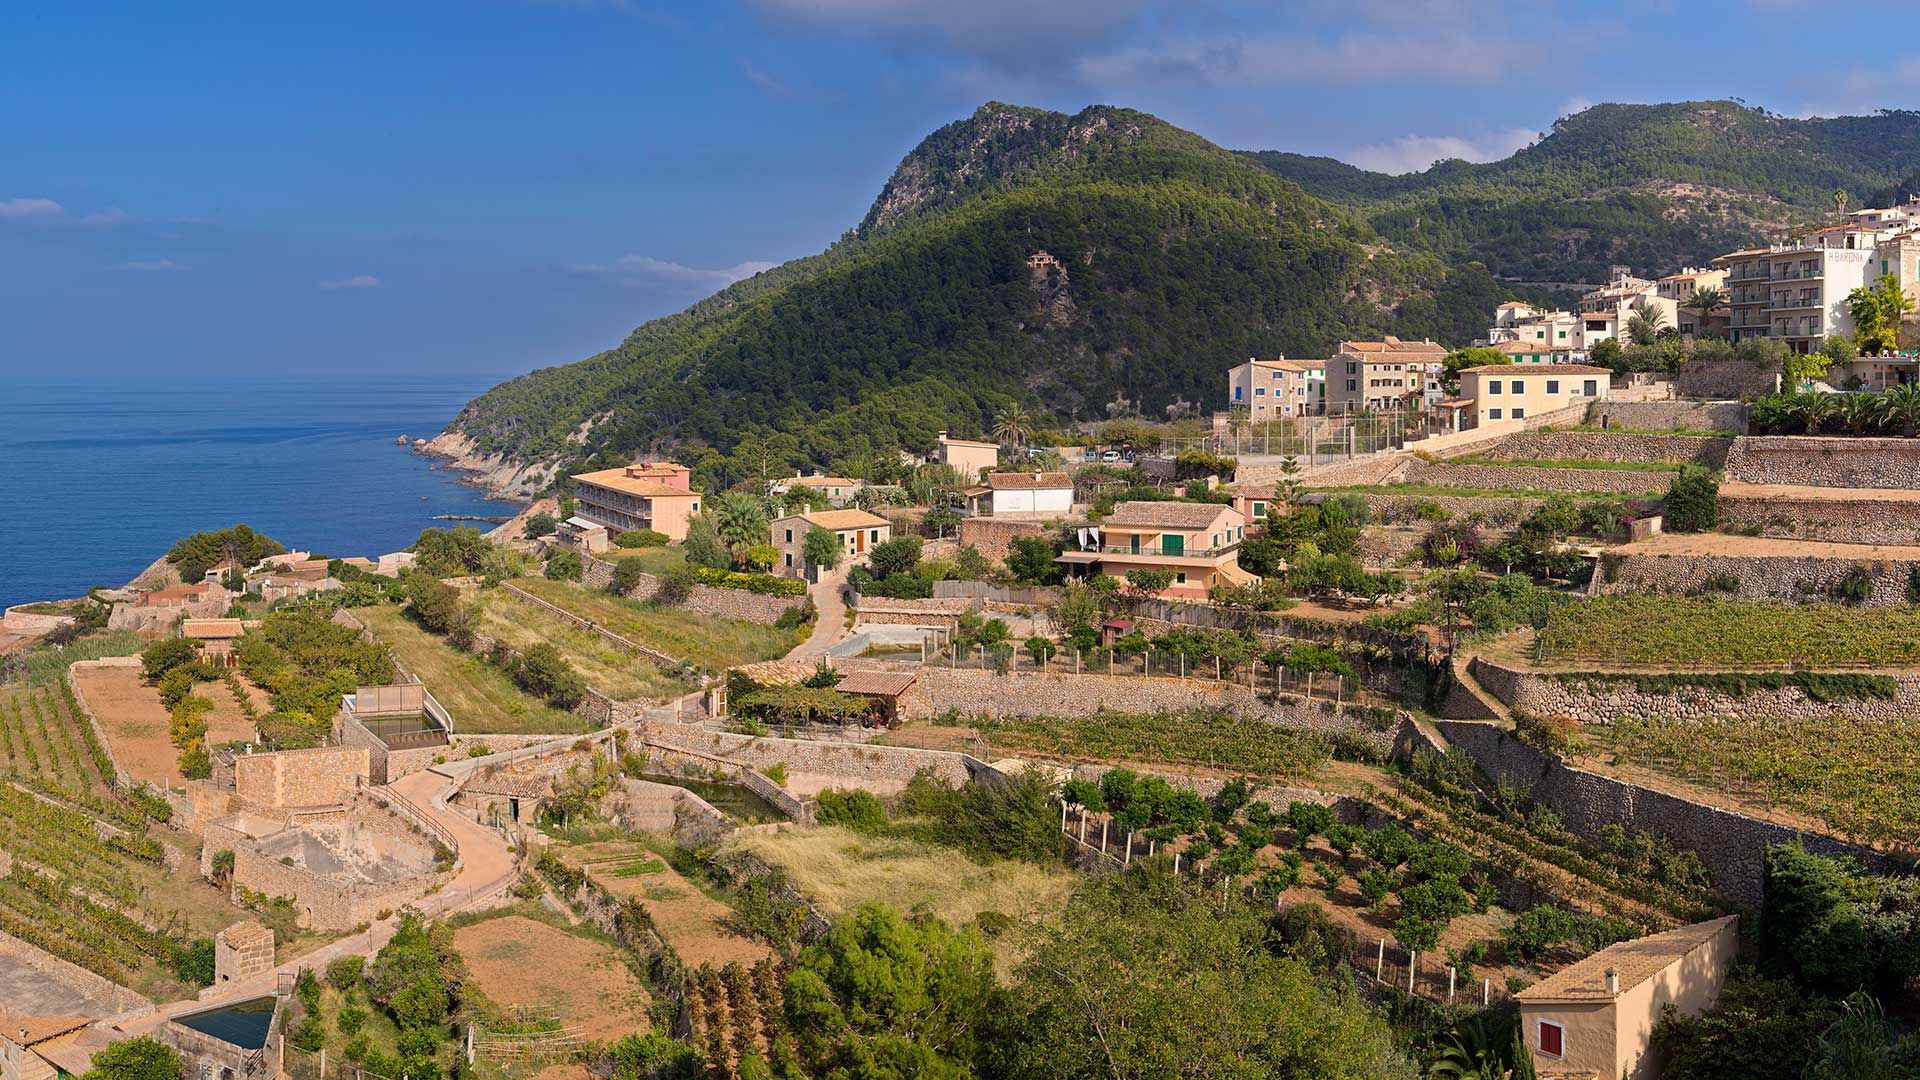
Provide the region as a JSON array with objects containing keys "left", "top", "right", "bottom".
[
  {"left": 0, "top": 197, "right": 65, "bottom": 222},
  {"left": 573, "top": 255, "right": 777, "bottom": 289},
  {"left": 118, "top": 258, "right": 188, "bottom": 272},
  {"left": 1076, "top": 31, "right": 1531, "bottom": 87},
  {"left": 742, "top": 59, "right": 791, "bottom": 97},
  {"left": 320, "top": 274, "right": 383, "bottom": 290},
  {"left": 1345, "top": 127, "right": 1539, "bottom": 174}
]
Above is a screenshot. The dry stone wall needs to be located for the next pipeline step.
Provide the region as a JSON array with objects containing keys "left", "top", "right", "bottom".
[
  {"left": 1594, "top": 550, "right": 1918, "bottom": 606},
  {"left": 1401, "top": 460, "right": 1672, "bottom": 495},
  {"left": 1359, "top": 493, "right": 1551, "bottom": 529},
  {"left": 233, "top": 746, "right": 370, "bottom": 808},
  {"left": 1468, "top": 655, "right": 1920, "bottom": 724},
  {"left": 1718, "top": 493, "right": 1920, "bottom": 545},
  {"left": 638, "top": 719, "right": 992, "bottom": 789},
  {"left": 1587, "top": 400, "right": 1750, "bottom": 433},
  {"left": 956, "top": 518, "right": 1055, "bottom": 562},
  {"left": 1671, "top": 357, "right": 1777, "bottom": 399},
  {"left": 1725, "top": 436, "right": 1920, "bottom": 489},
  {"left": 580, "top": 556, "right": 806, "bottom": 624},
  {"left": 1419, "top": 719, "right": 1889, "bottom": 909},
  {"left": 1471, "top": 431, "right": 1731, "bottom": 468}
]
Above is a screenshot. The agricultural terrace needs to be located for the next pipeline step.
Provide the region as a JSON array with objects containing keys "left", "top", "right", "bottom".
[
  {"left": 1534, "top": 597, "right": 1920, "bottom": 667},
  {"left": 0, "top": 681, "right": 317, "bottom": 1000},
  {"left": 351, "top": 605, "right": 590, "bottom": 734},
  {"left": 602, "top": 545, "right": 687, "bottom": 577},
  {"left": 883, "top": 709, "right": 1351, "bottom": 780},
  {"left": 71, "top": 663, "right": 259, "bottom": 784},
  {"left": 721, "top": 825, "right": 1076, "bottom": 971},
  {"left": 1586, "top": 715, "right": 1920, "bottom": 849},
  {"left": 451, "top": 910, "right": 650, "bottom": 1040},
  {"left": 505, "top": 578, "right": 800, "bottom": 674},
  {"left": 548, "top": 841, "right": 772, "bottom": 968},
  {"left": 463, "top": 589, "right": 689, "bottom": 702}
]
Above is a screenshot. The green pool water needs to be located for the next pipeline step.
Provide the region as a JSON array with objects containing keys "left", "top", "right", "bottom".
[
  {"left": 175, "top": 995, "right": 276, "bottom": 1049},
  {"left": 640, "top": 774, "right": 785, "bottom": 823}
]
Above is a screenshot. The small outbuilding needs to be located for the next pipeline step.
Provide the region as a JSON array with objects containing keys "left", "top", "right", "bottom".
[{"left": 1515, "top": 914, "right": 1739, "bottom": 1080}]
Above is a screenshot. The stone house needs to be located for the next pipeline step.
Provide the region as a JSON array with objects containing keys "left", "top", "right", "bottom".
[
  {"left": 555, "top": 515, "right": 611, "bottom": 553},
  {"left": 1225, "top": 357, "right": 1326, "bottom": 418},
  {"left": 182, "top": 618, "right": 248, "bottom": 664},
  {"left": 1327, "top": 337, "right": 1448, "bottom": 415},
  {"left": 1516, "top": 915, "right": 1739, "bottom": 1080},
  {"left": 0, "top": 1012, "right": 93, "bottom": 1080},
  {"left": 773, "top": 474, "right": 864, "bottom": 506},
  {"left": 770, "top": 509, "right": 891, "bottom": 579}
]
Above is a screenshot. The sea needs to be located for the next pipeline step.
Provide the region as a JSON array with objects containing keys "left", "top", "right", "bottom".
[{"left": 1, "top": 375, "right": 520, "bottom": 608}]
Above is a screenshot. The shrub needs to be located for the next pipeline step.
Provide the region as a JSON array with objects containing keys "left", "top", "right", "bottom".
[
  {"left": 1827, "top": 566, "right": 1873, "bottom": 606},
  {"left": 172, "top": 939, "right": 215, "bottom": 987},
  {"left": 1283, "top": 801, "right": 1334, "bottom": 844},
  {"left": 327, "top": 955, "right": 365, "bottom": 990},
  {"left": 655, "top": 562, "right": 696, "bottom": 604},
  {"left": 1512, "top": 711, "right": 1579, "bottom": 757},
  {"left": 691, "top": 567, "right": 807, "bottom": 596},
  {"left": 544, "top": 549, "right": 583, "bottom": 582},
  {"left": 141, "top": 637, "right": 199, "bottom": 681},
  {"left": 1663, "top": 466, "right": 1719, "bottom": 533},
  {"left": 815, "top": 788, "right": 888, "bottom": 832},
  {"left": 522, "top": 512, "right": 556, "bottom": 539},
  {"left": 614, "top": 529, "right": 667, "bottom": 548},
  {"left": 336, "top": 1005, "right": 368, "bottom": 1036},
  {"left": 610, "top": 558, "right": 649, "bottom": 595}
]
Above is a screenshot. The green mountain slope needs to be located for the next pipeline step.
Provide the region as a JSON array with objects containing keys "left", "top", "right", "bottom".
[
  {"left": 1247, "top": 102, "right": 1920, "bottom": 282},
  {"left": 445, "top": 103, "right": 1492, "bottom": 489}
]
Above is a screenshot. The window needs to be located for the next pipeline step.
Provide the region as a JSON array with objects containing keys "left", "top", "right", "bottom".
[
  {"left": 1545, "top": 380, "right": 1560, "bottom": 394},
  {"left": 1584, "top": 379, "right": 1598, "bottom": 396},
  {"left": 784, "top": 553, "right": 792, "bottom": 567},
  {"left": 1488, "top": 408, "right": 1503, "bottom": 420},
  {"left": 870, "top": 529, "right": 880, "bottom": 542},
  {"left": 1487, "top": 381, "right": 1502, "bottom": 395},
  {"left": 1537, "top": 1021, "right": 1564, "bottom": 1058},
  {"left": 1346, "top": 379, "right": 1357, "bottom": 392},
  {"left": 1233, "top": 386, "right": 1243, "bottom": 400},
  {"left": 1535, "top": 330, "right": 1545, "bottom": 339},
  {"left": 784, "top": 529, "right": 793, "bottom": 543},
  {"left": 1512, "top": 407, "right": 1526, "bottom": 419},
  {"left": 1255, "top": 387, "right": 1266, "bottom": 396},
  {"left": 1251, "top": 501, "right": 1266, "bottom": 517},
  {"left": 1347, "top": 361, "right": 1357, "bottom": 374},
  {"left": 1558, "top": 330, "right": 1567, "bottom": 339},
  {"left": 1510, "top": 380, "right": 1524, "bottom": 394},
  {"left": 1175, "top": 572, "right": 1187, "bottom": 584}
]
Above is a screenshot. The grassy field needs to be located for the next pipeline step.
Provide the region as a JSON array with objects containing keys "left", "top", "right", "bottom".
[
  {"left": 1447, "top": 454, "right": 1684, "bottom": 473},
  {"left": 468, "top": 591, "right": 689, "bottom": 703},
  {"left": 351, "top": 606, "right": 592, "bottom": 734},
  {"left": 604, "top": 545, "right": 687, "bottom": 576},
  {"left": 1536, "top": 597, "right": 1920, "bottom": 667},
  {"left": 966, "top": 710, "right": 1337, "bottom": 780},
  {"left": 1306, "top": 483, "right": 1661, "bottom": 500},
  {"left": 722, "top": 826, "right": 1075, "bottom": 970},
  {"left": 507, "top": 578, "right": 798, "bottom": 674},
  {"left": 1589, "top": 715, "right": 1920, "bottom": 848}
]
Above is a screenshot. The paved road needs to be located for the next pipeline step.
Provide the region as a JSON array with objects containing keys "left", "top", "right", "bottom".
[{"left": 785, "top": 567, "right": 850, "bottom": 660}]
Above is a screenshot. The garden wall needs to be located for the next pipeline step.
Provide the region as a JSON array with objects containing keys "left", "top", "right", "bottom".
[
  {"left": 232, "top": 746, "right": 370, "bottom": 808},
  {"left": 1586, "top": 399, "right": 1750, "bottom": 433},
  {"left": 1670, "top": 357, "right": 1777, "bottom": 400},
  {"left": 0, "top": 928, "right": 151, "bottom": 1018},
  {"left": 1470, "top": 431, "right": 1731, "bottom": 468},
  {"left": 956, "top": 518, "right": 1054, "bottom": 562},
  {"left": 1593, "top": 550, "right": 1919, "bottom": 606},
  {"left": 229, "top": 842, "right": 445, "bottom": 931},
  {"left": 1718, "top": 492, "right": 1920, "bottom": 546},
  {"left": 1399, "top": 460, "right": 1672, "bottom": 495},
  {"left": 1357, "top": 493, "right": 1552, "bottom": 529},
  {"left": 1724, "top": 436, "right": 1920, "bottom": 489},
  {"left": 1416, "top": 718, "right": 1891, "bottom": 909},
  {"left": 1467, "top": 655, "right": 1920, "bottom": 724},
  {"left": 580, "top": 556, "right": 807, "bottom": 624},
  {"left": 637, "top": 719, "right": 994, "bottom": 790}
]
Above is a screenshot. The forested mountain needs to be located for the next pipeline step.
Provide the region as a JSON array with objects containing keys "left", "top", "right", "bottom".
[
  {"left": 444, "top": 103, "right": 1498, "bottom": 490},
  {"left": 1248, "top": 102, "right": 1920, "bottom": 282},
  {"left": 444, "top": 100, "right": 1920, "bottom": 490}
]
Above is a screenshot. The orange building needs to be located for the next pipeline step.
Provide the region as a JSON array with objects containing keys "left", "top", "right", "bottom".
[
  {"left": 1057, "top": 501, "right": 1256, "bottom": 599},
  {"left": 570, "top": 462, "right": 703, "bottom": 541}
]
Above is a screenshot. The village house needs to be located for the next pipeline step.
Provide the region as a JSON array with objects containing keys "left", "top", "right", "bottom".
[
  {"left": 1327, "top": 337, "right": 1448, "bottom": 415},
  {"left": 570, "top": 461, "right": 703, "bottom": 542},
  {"left": 770, "top": 508, "right": 892, "bottom": 578},
  {"left": 965, "top": 472, "right": 1074, "bottom": 518},
  {"left": 1225, "top": 357, "right": 1326, "bottom": 418},
  {"left": 1057, "top": 500, "right": 1255, "bottom": 600},
  {"left": 934, "top": 431, "right": 1000, "bottom": 481},
  {"left": 1448, "top": 364, "right": 1612, "bottom": 430},
  {"left": 182, "top": 618, "right": 248, "bottom": 664},
  {"left": 0, "top": 1011, "right": 94, "bottom": 1080},
  {"left": 137, "top": 581, "right": 222, "bottom": 608},
  {"left": 1516, "top": 915, "right": 1738, "bottom": 1080},
  {"left": 555, "top": 515, "right": 612, "bottom": 553},
  {"left": 1492, "top": 340, "right": 1582, "bottom": 366},
  {"left": 772, "top": 474, "right": 864, "bottom": 506},
  {"left": 1655, "top": 266, "right": 1729, "bottom": 336}
]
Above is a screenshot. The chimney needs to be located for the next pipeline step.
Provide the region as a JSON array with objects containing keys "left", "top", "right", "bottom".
[
  {"left": 936, "top": 430, "right": 949, "bottom": 441},
  {"left": 1604, "top": 968, "right": 1619, "bottom": 995}
]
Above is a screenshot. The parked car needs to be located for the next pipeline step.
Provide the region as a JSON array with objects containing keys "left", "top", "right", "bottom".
[{"left": 1101, "top": 449, "right": 1121, "bottom": 462}]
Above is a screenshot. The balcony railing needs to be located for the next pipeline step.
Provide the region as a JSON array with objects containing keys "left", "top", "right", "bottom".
[{"left": 1074, "top": 541, "right": 1242, "bottom": 559}]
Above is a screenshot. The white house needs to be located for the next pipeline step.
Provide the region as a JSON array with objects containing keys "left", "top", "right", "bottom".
[{"left": 967, "top": 472, "right": 1074, "bottom": 518}]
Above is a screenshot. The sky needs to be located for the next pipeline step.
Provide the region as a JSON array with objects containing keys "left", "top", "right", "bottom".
[{"left": 5, "top": 0, "right": 1918, "bottom": 382}]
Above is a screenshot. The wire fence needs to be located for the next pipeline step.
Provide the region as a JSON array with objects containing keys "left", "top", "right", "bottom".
[
  {"left": 927, "top": 642, "right": 1373, "bottom": 703},
  {"left": 285, "top": 1046, "right": 404, "bottom": 1080}
]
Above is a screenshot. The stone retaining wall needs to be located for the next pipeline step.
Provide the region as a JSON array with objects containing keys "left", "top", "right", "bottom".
[
  {"left": 1594, "top": 550, "right": 1919, "bottom": 606},
  {"left": 1671, "top": 357, "right": 1777, "bottom": 400},
  {"left": 1471, "top": 431, "right": 1731, "bottom": 468},
  {"left": 1725, "top": 436, "right": 1920, "bottom": 489},
  {"left": 903, "top": 667, "right": 1400, "bottom": 751},
  {"left": 67, "top": 658, "right": 138, "bottom": 789},
  {"left": 1587, "top": 400, "right": 1750, "bottom": 433},
  {"left": 230, "top": 842, "right": 446, "bottom": 931},
  {"left": 3, "top": 604, "right": 77, "bottom": 635},
  {"left": 1719, "top": 493, "right": 1920, "bottom": 545},
  {"left": 0, "top": 928, "right": 152, "bottom": 1018},
  {"left": 581, "top": 556, "right": 807, "bottom": 624},
  {"left": 233, "top": 746, "right": 370, "bottom": 808},
  {"left": 638, "top": 720, "right": 993, "bottom": 790},
  {"left": 1468, "top": 655, "right": 1920, "bottom": 724},
  {"left": 956, "top": 518, "right": 1054, "bottom": 562},
  {"left": 1420, "top": 718, "right": 1891, "bottom": 909},
  {"left": 1401, "top": 460, "right": 1672, "bottom": 495}
]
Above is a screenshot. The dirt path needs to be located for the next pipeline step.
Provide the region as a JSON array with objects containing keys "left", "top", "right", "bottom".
[
  {"left": 1719, "top": 480, "right": 1920, "bottom": 503},
  {"left": 387, "top": 767, "right": 519, "bottom": 910},
  {"left": 73, "top": 664, "right": 255, "bottom": 784},
  {"left": 785, "top": 568, "right": 849, "bottom": 660},
  {"left": 1614, "top": 530, "right": 1920, "bottom": 560}
]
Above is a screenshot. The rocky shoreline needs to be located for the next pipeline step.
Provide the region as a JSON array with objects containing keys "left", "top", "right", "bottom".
[{"left": 417, "top": 430, "right": 558, "bottom": 501}]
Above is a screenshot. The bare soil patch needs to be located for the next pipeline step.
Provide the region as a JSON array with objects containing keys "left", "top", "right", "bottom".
[
  {"left": 1615, "top": 530, "right": 1920, "bottom": 559},
  {"left": 73, "top": 664, "right": 255, "bottom": 784},
  {"left": 452, "top": 915, "right": 649, "bottom": 1040},
  {"left": 564, "top": 842, "right": 771, "bottom": 968}
]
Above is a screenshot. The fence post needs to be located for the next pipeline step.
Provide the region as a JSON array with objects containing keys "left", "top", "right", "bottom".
[
  {"left": 1125, "top": 831, "right": 1132, "bottom": 866},
  {"left": 1079, "top": 810, "right": 1087, "bottom": 844},
  {"left": 466, "top": 1025, "right": 475, "bottom": 1066},
  {"left": 320, "top": 1049, "right": 326, "bottom": 1079},
  {"left": 1408, "top": 951, "right": 1416, "bottom": 994},
  {"left": 1448, "top": 966, "right": 1456, "bottom": 1004},
  {"left": 1061, "top": 801, "right": 1068, "bottom": 830},
  {"left": 1100, "top": 819, "right": 1107, "bottom": 855},
  {"left": 1375, "top": 938, "right": 1384, "bottom": 983},
  {"left": 1483, "top": 978, "right": 1490, "bottom": 1006},
  {"left": 1174, "top": 852, "right": 1182, "bottom": 875}
]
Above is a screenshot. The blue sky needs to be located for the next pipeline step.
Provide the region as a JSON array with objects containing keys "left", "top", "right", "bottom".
[{"left": 4, "top": 0, "right": 1915, "bottom": 380}]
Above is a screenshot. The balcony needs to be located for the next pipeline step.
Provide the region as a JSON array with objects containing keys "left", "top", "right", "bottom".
[
  {"left": 1767, "top": 269, "right": 1822, "bottom": 282},
  {"left": 1059, "top": 540, "right": 1243, "bottom": 561},
  {"left": 1768, "top": 298, "right": 1821, "bottom": 311}
]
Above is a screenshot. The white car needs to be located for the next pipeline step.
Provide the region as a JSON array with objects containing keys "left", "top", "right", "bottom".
[{"left": 1101, "top": 450, "right": 1121, "bottom": 462}]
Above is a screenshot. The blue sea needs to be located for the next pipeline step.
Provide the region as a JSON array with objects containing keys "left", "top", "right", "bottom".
[{"left": 1, "top": 376, "right": 520, "bottom": 608}]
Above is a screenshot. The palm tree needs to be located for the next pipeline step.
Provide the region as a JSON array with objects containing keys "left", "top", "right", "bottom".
[
  {"left": 1625, "top": 303, "right": 1667, "bottom": 347},
  {"left": 1834, "top": 188, "right": 1851, "bottom": 221},
  {"left": 1792, "top": 392, "right": 1837, "bottom": 434},
  {"left": 1880, "top": 383, "right": 1920, "bottom": 437},
  {"left": 1840, "top": 392, "right": 1879, "bottom": 435},
  {"left": 1224, "top": 405, "right": 1250, "bottom": 453},
  {"left": 1682, "top": 285, "right": 1726, "bottom": 336},
  {"left": 991, "top": 405, "right": 1033, "bottom": 449}
]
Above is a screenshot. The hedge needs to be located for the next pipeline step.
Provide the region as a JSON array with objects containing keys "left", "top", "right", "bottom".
[
  {"left": 691, "top": 567, "right": 807, "bottom": 597},
  {"left": 1545, "top": 670, "right": 1897, "bottom": 703}
]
